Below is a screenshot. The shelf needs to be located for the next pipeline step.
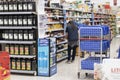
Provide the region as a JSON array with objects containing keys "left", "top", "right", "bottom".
[
  {"left": 50, "top": 63, "right": 56, "bottom": 67},
  {"left": 57, "top": 48, "right": 67, "bottom": 53},
  {"left": 11, "top": 70, "right": 36, "bottom": 75},
  {"left": 57, "top": 41, "right": 67, "bottom": 45},
  {"left": 45, "top": 7, "right": 63, "bottom": 10},
  {"left": 0, "top": 12, "right": 36, "bottom": 15},
  {"left": 57, "top": 56, "right": 68, "bottom": 62},
  {"left": 47, "top": 22, "right": 63, "bottom": 24},
  {"left": 66, "top": 16, "right": 91, "bottom": 19},
  {"left": 10, "top": 55, "right": 36, "bottom": 58},
  {"left": 47, "top": 16, "right": 64, "bottom": 18},
  {"left": 55, "top": 35, "right": 65, "bottom": 38},
  {"left": 0, "top": 40, "right": 35, "bottom": 44},
  {"left": 46, "top": 29, "right": 64, "bottom": 32},
  {"left": 0, "top": 26, "right": 36, "bottom": 29},
  {"left": 50, "top": 53, "right": 56, "bottom": 57}
]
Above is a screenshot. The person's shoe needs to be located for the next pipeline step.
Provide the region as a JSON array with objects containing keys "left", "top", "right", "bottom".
[
  {"left": 71, "top": 60, "right": 74, "bottom": 63},
  {"left": 66, "top": 60, "right": 71, "bottom": 64}
]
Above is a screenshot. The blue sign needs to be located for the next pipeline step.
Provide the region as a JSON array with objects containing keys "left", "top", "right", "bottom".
[{"left": 38, "top": 38, "right": 49, "bottom": 76}]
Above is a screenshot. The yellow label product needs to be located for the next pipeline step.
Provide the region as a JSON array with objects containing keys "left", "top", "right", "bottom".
[
  {"left": 5, "top": 45, "right": 9, "bottom": 53},
  {"left": 14, "top": 45, "right": 19, "bottom": 55},
  {"left": 10, "top": 45, "right": 14, "bottom": 55},
  {"left": 21, "top": 59, "right": 26, "bottom": 70},
  {"left": 16, "top": 59, "right": 21, "bottom": 70},
  {"left": 26, "top": 60, "right": 31, "bottom": 70},
  {"left": 24, "top": 45, "right": 29, "bottom": 55},
  {"left": 19, "top": 45, "right": 24, "bottom": 55},
  {"left": 12, "top": 59, "right": 16, "bottom": 70}
]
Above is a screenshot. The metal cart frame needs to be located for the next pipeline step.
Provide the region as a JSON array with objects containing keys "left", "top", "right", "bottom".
[{"left": 78, "top": 26, "right": 110, "bottom": 79}]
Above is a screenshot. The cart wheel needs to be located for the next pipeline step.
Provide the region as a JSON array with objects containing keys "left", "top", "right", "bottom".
[
  {"left": 78, "top": 72, "right": 80, "bottom": 79},
  {"left": 85, "top": 73, "right": 88, "bottom": 77}
]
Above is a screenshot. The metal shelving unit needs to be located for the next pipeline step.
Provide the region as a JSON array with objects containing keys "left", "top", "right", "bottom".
[
  {"left": 0, "top": 41, "right": 35, "bottom": 44},
  {"left": 0, "top": 0, "right": 38, "bottom": 75},
  {"left": 57, "top": 48, "right": 67, "bottom": 53},
  {"left": 10, "top": 55, "right": 36, "bottom": 58},
  {"left": 57, "top": 56, "right": 68, "bottom": 62},
  {"left": 0, "top": 26, "right": 36, "bottom": 29},
  {"left": 10, "top": 70, "right": 36, "bottom": 75},
  {"left": 0, "top": 12, "right": 36, "bottom": 15}
]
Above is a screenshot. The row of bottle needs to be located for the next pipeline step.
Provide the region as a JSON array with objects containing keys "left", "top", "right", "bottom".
[
  {"left": 5, "top": 44, "right": 36, "bottom": 55},
  {"left": 1, "top": 29, "right": 36, "bottom": 40},
  {"left": 0, "top": 1, "right": 36, "bottom": 12},
  {"left": 0, "top": 15, "right": 37, "bottom": 26},
  {"left": 11, "top": 58, "right": 36, "bottom": 71}
]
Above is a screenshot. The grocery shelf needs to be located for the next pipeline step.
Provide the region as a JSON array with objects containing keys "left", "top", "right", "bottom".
[
  {"left": 0, "top": 26, "right": 36, "bottom": 29},
  {"left": 0, "top": 12, "right": 36, "bottom": 15},
  {"left": 47, "top": 22, "right": 64, "bottom": 24},
  {"left": 66, "top": 16, "right": 91, "bottom": 18},
  {"left": 10, "top": 70, "right": 36, "bottom": 75},
  {"left": 45, "top": 7, "right": 63, "bottom": 10},
  {"left": 0, "top": 41, "right": 35, "bottom": 44},
  {"left": 57, "top": 48, "right": 67, "bottom": 53},
  {"left": 55, "top": 35, "right": 65, "bottom": 38},
  {"left": 10, "top": 55, "right": 36, "bottom": 58},
  {"left": 50, "top": 63, "right": 56, "bottom": 67},
  {"left": 46, "top": 29, "right": 64, "bottom": 32},
  {"left": 57, "top": 41, "right": 67, "bottom": 45},
  {"left": 57, "top": 56, "right": 68, "bottom": 62},
  {"left": 50, "top": 53, "right": 56, "bottom": 57},
  {"left": 47, "top": 16, "right": 64, "bottom": 18}
]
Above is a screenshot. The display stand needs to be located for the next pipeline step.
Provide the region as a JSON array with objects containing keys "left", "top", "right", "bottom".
[{"left": 37, "top": 38, "right": 57, "bottom": 76}]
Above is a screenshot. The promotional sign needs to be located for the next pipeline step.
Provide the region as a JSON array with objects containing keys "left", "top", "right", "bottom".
[
  {"left": 102, "top": 59, "right": 120, "bottom": 80},
  {"left": 38, "top": 38, "right": 49, "bottom": 76},
  {"left": 38, "top": 38, "right": 57, "bottom": 76}
]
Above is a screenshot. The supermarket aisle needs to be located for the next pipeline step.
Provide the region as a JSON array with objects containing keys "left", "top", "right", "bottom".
[{"left": 11, "top": 37, "right": 120, "bottom": 80}]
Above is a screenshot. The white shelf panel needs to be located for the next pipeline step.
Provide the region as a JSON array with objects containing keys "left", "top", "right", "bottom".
[
  {"left": 57, "top": 56, "right": 68, "bottom": 62},
  {"left": 47, "top": 16, "right": 64, "bottom": 18},
  {"left": 50, "top": 63, "right": 56, "bottom": 67},
  {"left": 10, "top": 55, "right": 36, "bottom": 58},
  {"left": 47, "top": 22, "right": 63, "bottom": 24},
  {"left": 11, "top": 70, "right": 36, "bottom": 75},
  {"left": 0, "top": 41, "right": 35, "bottom": 44},
  {"left": 57, "top": 48, "right": 67, "bottom": 53},
  {"left": 55, "top": 35, "right": 65, "bottom": 38},
  {"left": 66, "top": 16, "right": 91, "bottom": 19},
  {"left": 0, "top": 26, "right": 36, "bottom": 29},
  {"left": 45, "top": 7, "right": 63, "bottom": 10},
  {"left": 0, "top": 12, "right": 36, "bottom": 15},
  {"left": 57, "top": 41, "right": 67, "bottom": 45}
]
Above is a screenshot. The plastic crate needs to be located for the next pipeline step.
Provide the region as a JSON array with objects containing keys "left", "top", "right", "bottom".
[
  {"left": 79, "top": 26, "right": 110, "bottom": 37},
  {"left": 81, "top": 57, "right": 107, "bottom": 70},
  {"left": 80, "top": 40, "right": 110, "bottom": 52}
]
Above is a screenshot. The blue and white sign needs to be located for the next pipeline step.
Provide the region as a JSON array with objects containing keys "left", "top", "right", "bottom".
[{"left": 38, "top": 38, "right": 49, "bottom": 76}]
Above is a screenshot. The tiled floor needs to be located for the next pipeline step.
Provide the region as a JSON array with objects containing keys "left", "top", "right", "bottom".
[{"left": 11, "top": 37, "right": 120, "bottom": 80}]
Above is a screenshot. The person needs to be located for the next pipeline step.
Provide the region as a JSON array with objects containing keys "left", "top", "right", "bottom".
[{"left": 65, "top": 20, "right": 79, "bottom": 63}]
